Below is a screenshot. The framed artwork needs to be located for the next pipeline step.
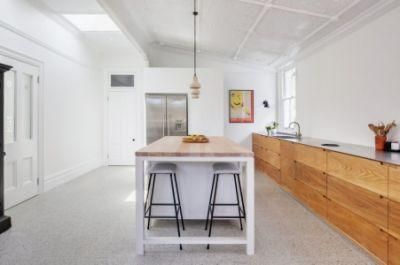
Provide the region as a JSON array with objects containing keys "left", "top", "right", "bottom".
[{"left": 229, "top": 90, "right": 254, "bottom": 123}]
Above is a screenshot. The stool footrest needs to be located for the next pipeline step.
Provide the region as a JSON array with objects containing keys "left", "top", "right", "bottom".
[{"left": 211, "top": 216, "right": 246, "bottom": 219}]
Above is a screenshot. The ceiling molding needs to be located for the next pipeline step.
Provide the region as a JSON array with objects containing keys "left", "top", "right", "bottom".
[
  {"left": 150, "top": 43, "right": 276, "bottom": 73},
  {"left": 233, "top": 0, "right": 273, "bottom": 60},
  {"left": 239, "top": 0, "right": 336, "bottom": 20},
  {"left": 97, "top": 0, "right": 150, "bottom": 65},
  {"left": 273, "top": 0, "right": 400, "bottom": 69}
]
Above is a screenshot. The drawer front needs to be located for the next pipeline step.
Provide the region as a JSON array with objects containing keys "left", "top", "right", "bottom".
[
  {"left": 252, "top": 133, "right": 264, "bottom": 147},
  {"left": 328, "top": 200, "right": 388, "bottom": 263},
  {"left": 390, "top": 235, "right": 400, "bottom": 265},
  {"left": 294, "top": 144, "right": 326, "bottom": 171},
  {"left": 327, "top": 151, "right": 388, "bottom": 196},
  {"left": 280, "top": 140, "right": 295, "bottom": 160},
  {"left": 253, "top": 144, "right": 263, "bottom": 159},
  {"left": 389, "top": 200, "right": 400, "bottom": 239},
  {"left": 263, "top": 160, "right": 280, "bottom": 183},
  {"left": 390, "top": 166, "right": 400, "bottom": 203},
  {"left": 281, "top": 157, "right": 295, "bottom": 191},
  {"left": 262, "top": 136, "right": 281, "bottom": 154},
  {"left": 293, "top": 178, "right": 327, "bottom": 217},
  {"left": 261, "top": 149, "right": 280, "bottom": 169},
  {"left": 296, "top": 162, "right": 327, "bottom": 195},
  {"left": 328, "top": 175, "right": 388, "bottom": 229}
]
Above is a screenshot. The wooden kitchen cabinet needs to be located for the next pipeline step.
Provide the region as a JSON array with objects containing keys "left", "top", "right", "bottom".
[
  {"left": 252, "top": 134, "right": 280, "bottom": 153},
  {"left": 389, "top": 235, "right": 400, "bottom": 265},
  {"left": 261, "top": 149, "right": 280, "bottom": 169},
  {"left": 327, "top": 151, "right": 388, "bottom": 196},
  {"left": 328, "top": 175, "right": 388, "bottom": 230},
  {"left": 280, "top": 140, "right": 295, "bottom": 160},
  {"left": 389, "top": 166, "right": 400, "bottom": 203},
  {"left": 294, "top": 144, "right": 326, "bottom": 171},
  {"left": 295, "top": 162, "right": 327, "bottom": 195},
  {"left": 281, "top": 157, "right": 295, "bottom": 191},
  {"left": 293, "top": 178, "right": 327, "bottom": 217},
  {"left": 328, "top": 200, "right": 388, "bottom": 263},
  {"left": 389, "top": 200, "right": 400, "bottom": 239}
]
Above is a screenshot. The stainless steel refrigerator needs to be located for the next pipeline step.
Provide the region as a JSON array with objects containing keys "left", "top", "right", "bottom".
[{"left": 146, "top": 94, "right": 188, "bottom": 144}]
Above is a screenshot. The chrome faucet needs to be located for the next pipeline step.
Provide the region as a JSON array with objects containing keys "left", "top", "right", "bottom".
[{"left": 289, "top": 121, "right": 302, "bottom": 138}]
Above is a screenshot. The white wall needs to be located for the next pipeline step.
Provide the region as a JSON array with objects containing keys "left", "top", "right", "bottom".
[
  {"left": 295, "top": 6, "right": 400, "bottom": 147},
  {"left": 140, "top": 68, "right": 224, "bottom": 147},
  {"left": 224, "top": 72, "right": 276, "bottom": 149},
  {"left": 148, "top": 47, "right": 277, "bottom": 147},
  {"left": 0, "top": 0, "right": 103, "bottom": 190}
]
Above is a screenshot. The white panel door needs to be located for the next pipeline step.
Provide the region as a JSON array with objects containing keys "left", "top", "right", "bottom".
[
  {"left": 108, "top": 90, "right": 137, "bottom": 165},
  {"left": 2, "top": 56, "right": 39, "bottom": 209}
]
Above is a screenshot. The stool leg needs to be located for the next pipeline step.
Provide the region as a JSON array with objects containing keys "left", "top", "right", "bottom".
[
  {"left": 205, "top": 174, "right": 216, "bottom": 230},
  {"left": 207, "top": 174, "right": 219, "bottom": 250},
  {"left": 173, "top": 173, "right": 185, "bottom": 231},
  {"left": 144, "top": 174, "right": 154, "bottom": 214},
  {"left": 233, "top": 174, "right": 243, "bottom": 230},
  {"left": 170, "top": 174, "right": 182, "bottom": 250},
  {"left": 147, "top": 174, "right": 157, "bottom": 230},
  {"left": 236, "top": 174, "right": 246, "bottom": 219}
]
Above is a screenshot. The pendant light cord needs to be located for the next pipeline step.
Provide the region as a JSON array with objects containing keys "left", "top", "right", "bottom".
[{"left": 193, "top": 0, "right": 198, "bottom": 76}]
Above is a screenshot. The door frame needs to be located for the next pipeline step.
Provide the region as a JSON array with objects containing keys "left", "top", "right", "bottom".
[
  {"left": 0, "top": 48, "right": 45, "bottom": 195},
  {"left": 103, "top": 68, "right": 142, "bottom": 165}
]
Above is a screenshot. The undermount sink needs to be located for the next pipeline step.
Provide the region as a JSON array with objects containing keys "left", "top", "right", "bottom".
[
  {"left": 321, "top": 143, "right": 340, "bottom": 147},
  {"left": 272, "top": 134, "right": 301, "bottom": 139}
]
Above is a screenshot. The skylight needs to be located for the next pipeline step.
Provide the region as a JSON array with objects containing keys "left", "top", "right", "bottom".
[{"left": 62, "top": 14, "right": 120, "bottom": 32}]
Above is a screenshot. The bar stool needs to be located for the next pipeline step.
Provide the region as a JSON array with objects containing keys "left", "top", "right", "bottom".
[
  {"left": 205, "top": 162, "right": 246, "bottom": 249},
  {"left": 144, "top": 162, "right": 185, "bottom": 250}
]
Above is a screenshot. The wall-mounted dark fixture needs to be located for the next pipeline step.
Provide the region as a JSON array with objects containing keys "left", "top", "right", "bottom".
[
  {"left": 263, "top": 100, "right": 269, "bottom": 108},
  {"left": 0, "top": 63, "right": 12, "bottom": 234}
]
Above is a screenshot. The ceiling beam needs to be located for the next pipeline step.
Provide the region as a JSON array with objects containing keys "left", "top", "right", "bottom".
[
  {"left": 233, "top": 0, "right": 274, "bottom": 60},
  {"left": 239, "top": 0, "right": 337, "bottom": 20}
]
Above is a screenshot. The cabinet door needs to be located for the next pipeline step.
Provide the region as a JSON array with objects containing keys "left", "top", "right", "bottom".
[
  {"left": 281, "top": 157, "right": 295, "bottom": 191},
  {"left": 389, "top": 200, "right": 400, "bottom": 239},
  {"left": 328, "top": 175, "right": 388, "bottom": 230},
  {"left": 296, "top": 162, "right": 327, "bottom": 195},
  {"left": 293, "top": 179, "right": 327, "bottom": 217},
  {"left": 327, "top": 151, "right": 388, "bottom": 196},
  {"left": 281, "top": 140, "right": 295, "bottom": 160},
  {"left": 390, "top": 235, "right": 400, "bottom": 265},
  {"left": 328, "top": 200, "right": 388, "bottom": 263},
  {"left": 390, "top": 166, "right": 400, "bottom": 203},
  {"left": 294, "top": 144, "right": 326, "bottom": 171}
]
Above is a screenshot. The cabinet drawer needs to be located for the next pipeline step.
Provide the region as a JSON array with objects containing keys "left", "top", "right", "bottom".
[
  {"left": 296, "top": 162, "right": 327, "bottom": 195},
  {"left": 264, "top": 161, "right": 280, "bottom": 183},
  {"left": 328, "top": 176, "right": 388, "bottom": 229},
  {"left": 281, "top": 157, "right": 295, "bottom": 191},
  {"left": 390, "top": 166, "right": 400, "bottom": 203},
  {"left": 327, "top": 151, "right": 388, "bottom": 196},
  {"left": 261, "top": 149, "right": 280, "bottom": 169},
  {"left": 390, "top": 235, "right": 400, "bottom": 265},
  {"left": 293, "top": 178, "right": 327, "bottom": 217},
  {"left": 262, "top": 136, "right": 281, "bottom": 154},
  {"left": 294, "top": 144, "right": 326, "bottom": 171},
  {"left": 281, "top": 140, "right": 295, "bottom": 160},
  {"left": 389, "top": 200, "right": 400, "bottom": 239},
  {"left": 328, "top": 200, "right": 388, "bottom": 263},
  {"left": 252, "top": 144, "right": 263, "bottom": 159}
]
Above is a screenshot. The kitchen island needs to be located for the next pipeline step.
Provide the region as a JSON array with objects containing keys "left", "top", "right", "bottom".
[{"left": 135, "top": 136, "right": 254, "bottom": 255}]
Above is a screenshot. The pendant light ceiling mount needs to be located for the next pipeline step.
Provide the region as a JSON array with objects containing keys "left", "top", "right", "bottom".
[{"left": 190, "top": 0, "right": 201, "bottom": 99}]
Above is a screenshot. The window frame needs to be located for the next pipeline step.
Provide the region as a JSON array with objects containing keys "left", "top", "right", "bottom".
[{"left": 278, "top": 65, "right": 297, "bottom": 129}]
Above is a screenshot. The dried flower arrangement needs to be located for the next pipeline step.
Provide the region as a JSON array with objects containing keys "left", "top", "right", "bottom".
[{"left": 368, "top": 121, "right": 396, "bottom": 136}]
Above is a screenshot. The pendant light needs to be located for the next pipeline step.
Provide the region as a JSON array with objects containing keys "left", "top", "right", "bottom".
[{"left": 190, "top": 0, "right": 201, "bottom": 99}]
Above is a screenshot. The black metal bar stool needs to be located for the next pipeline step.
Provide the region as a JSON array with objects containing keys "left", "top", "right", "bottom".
[
  {"left": 144, "top": 162, "right": 185, "bottom": 250},
  {"left": 205, "top": 162, "right": 246, "bottom": 249}
]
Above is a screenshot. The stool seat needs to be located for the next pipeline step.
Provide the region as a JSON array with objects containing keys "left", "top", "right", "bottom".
[
  {"left": 149, "top": 163, "right": 177, "bottom": 174},
  {"left": 212, "top": 162, "right": 240, "bottom": 174}
]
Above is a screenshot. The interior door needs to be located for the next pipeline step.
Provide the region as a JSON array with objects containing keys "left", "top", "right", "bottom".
[
  {"left": 108, "top": 90, "right": 137, "bottom": 165},
  {"left": 2, "top": 56, "right": 39, "bottom": 209}
]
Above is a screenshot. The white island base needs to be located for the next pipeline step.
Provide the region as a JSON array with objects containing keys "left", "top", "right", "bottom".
[{"left": 135, "top": 136, "right": 254, "bottom": 255}]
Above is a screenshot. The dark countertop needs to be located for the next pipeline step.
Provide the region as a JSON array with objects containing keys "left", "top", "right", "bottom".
[{"left": 255, "top": 132, "right": 400, "bottom": 166}]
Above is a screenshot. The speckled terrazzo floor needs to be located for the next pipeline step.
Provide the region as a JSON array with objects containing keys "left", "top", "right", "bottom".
[{"left": 0, "top": 166, "right": 375, "bottom": 265}]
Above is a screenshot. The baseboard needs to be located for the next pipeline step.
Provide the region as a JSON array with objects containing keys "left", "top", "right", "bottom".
[{"left": 44, "top": 159, "right": 104, "bottom": 192}]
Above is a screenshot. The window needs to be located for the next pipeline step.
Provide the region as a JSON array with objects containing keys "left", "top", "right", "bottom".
[
  {"left": 110, "top": 75, "right": 134, "bottom": 88},
  {"left": 280, "top": 67, "right": 296, "bottom": 128}
]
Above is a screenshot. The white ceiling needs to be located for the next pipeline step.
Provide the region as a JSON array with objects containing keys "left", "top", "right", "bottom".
[
  {"left": 101, "top": 0, "right": 394, "bottom": 67},
  {"left": 38, "top": 0, "right": 397, "bottom": 67}
]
